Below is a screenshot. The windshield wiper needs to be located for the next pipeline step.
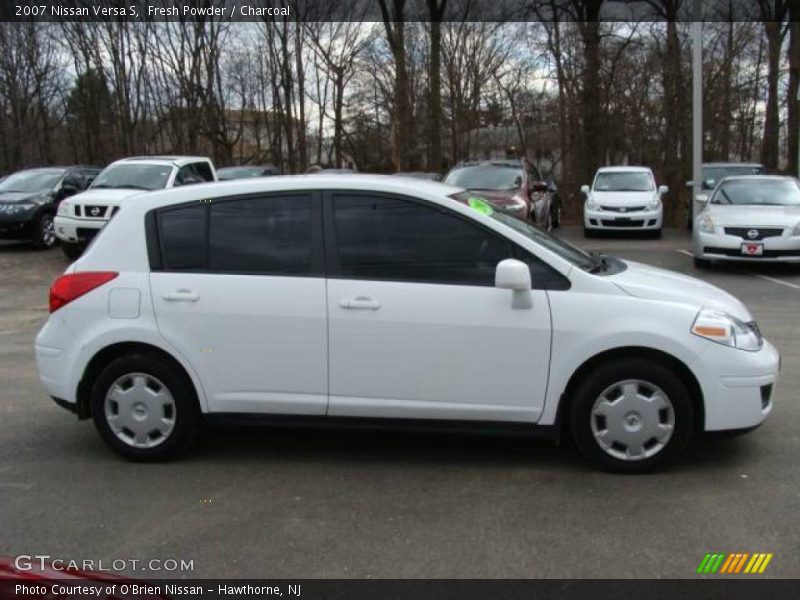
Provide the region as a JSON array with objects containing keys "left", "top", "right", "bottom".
[{"left": 587, "top": 251, "right": 608, "bottom": 273}]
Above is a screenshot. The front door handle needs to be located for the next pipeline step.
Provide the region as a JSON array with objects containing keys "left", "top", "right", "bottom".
[
  {"left": 162, "top": 289, "right": 199, "bottom": 302},
  {"left": 340, "top": 296, "right": 380, "bottom": 310}
]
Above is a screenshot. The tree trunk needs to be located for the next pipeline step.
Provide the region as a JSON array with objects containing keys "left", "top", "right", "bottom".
[
  {"left": 427, "top": 0, "right": 446, "bottom": 172},
  {"left": 378, "top": 0, "right": 411, "bottom": 171},
  {"left": 788, "top": 7, "right": 800, "bottom": 176},
  {"left": 761, "top": 20, "right": 782, "bottom": 171}
]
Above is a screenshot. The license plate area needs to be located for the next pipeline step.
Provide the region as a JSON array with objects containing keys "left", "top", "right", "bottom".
[{"left": 741, "top": 242, "right": 764, "bottom": 256}]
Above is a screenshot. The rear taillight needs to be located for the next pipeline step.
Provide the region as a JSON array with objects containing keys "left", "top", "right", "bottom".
[{"left": 49, "top": 272, "right": 118, "bottom": 313}]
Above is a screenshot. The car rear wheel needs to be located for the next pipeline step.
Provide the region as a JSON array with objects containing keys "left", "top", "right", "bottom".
[
  {"left": 61, "top": 241, "right": 84, "bottom": 260},
  {"left": 570, "top": 358, "right": 693, "bottom": 473},
  {"left": 32, "top": 213, "right": 56, "bottom": 250},
  {"left": 91, "top": 354, "right": 199, "bottom": 461}
]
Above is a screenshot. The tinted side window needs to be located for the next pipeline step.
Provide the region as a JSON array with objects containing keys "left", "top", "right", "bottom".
[
  {"left": 209, "top": 195, "right": 312, "bottom": 274},
  {"left": 332, "top": 194, "right": 511, "bottom": 286},
  {"left": 158, "top": 204, "right": 206, "bottom": 270},
  {"left": 191, "top": 162, "right": 214, "bottom": 182}
]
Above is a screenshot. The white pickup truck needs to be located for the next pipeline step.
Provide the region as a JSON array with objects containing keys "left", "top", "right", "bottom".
[{"left": 55, "top": 155, "right": 217, "bottom": 258}]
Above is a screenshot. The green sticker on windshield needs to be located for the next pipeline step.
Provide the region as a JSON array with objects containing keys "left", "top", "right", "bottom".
[{"left": 468, "top": 197, "right": 494, "bottom": 215}]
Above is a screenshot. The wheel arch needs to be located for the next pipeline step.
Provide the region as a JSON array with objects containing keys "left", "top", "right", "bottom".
[
  {"left": 75, "top": 342, "right": 200, "bottom": 420},
  {"left": 555, "top": 346, "right": 705, "bottom": 440}
]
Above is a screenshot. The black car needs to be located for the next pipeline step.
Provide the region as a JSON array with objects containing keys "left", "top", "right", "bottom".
[
  {"left": 216, "top": 165, "right": 281, "bottom": 181},
  {"left": 0, "top": 166, "right": 99, "bottom": 249}
]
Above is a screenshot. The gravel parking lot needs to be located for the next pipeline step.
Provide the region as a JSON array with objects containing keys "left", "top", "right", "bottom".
[{"left": 1, "top": 227, "right": 798, "bottom": 579}]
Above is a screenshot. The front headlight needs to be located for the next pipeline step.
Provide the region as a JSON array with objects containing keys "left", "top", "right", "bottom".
[
  {"left": 0, "top": 201, "right": 35, "bottom": 214},
  {"left": 57, "top": 201, "right": 71, "bottom": 216},
  {"left": 691, "top": 308, "right": 763, "bottom": 351},
  {"left": 586, "top": 199, "right": 598, "bottom": 211},
  {"left": 697, "top": 213, "right": 715, "bottom": 234},
  {"left": 792, "top": 221, "right": 800, "bottom": 236},
  {"left": 647, "top": 198, "right": 661, "bottom": 210}
]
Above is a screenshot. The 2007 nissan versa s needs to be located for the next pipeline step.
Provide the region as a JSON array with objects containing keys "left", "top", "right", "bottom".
[{"left": 35, "top": 175, "right": 779, "bottom": 472}]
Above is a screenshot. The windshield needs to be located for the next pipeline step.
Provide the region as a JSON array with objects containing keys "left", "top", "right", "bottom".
[
  {"left": 702, "top": 165, "right": 763, "bottom": 189},
  {"left": 0, "top": 169, "right": 63, "bottom": 194},
  {"left": 91, "top": 164, "right": 172, "bottom": 191},
  {"left": 593, "top": 172, "right": 653, "bottom": 192},
  {"left": 218, "top": 167, "right": 264, "bottom": 180},
  {"left": 445, "top": 166, "right": 522, "bottom": 191},
  {"left": 712, "top": 179, "right": 800, "bottom": 206},
  {"left": 488, "top": 210, "right": 596, "bottom": 271}
]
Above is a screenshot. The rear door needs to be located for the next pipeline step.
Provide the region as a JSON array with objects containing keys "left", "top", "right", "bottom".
[
  {"left": 149, "top": 191, "right": 328, "bottom": 415},
  {"left": 323, "top": 190, "right": 553, "bottom": 423}
]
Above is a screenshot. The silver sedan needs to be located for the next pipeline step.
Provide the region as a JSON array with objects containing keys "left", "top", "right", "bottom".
[{"left": 693, "top": 175, "right": 800, "bottom": 267}]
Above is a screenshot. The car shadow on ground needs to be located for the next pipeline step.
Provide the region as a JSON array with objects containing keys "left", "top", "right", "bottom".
[{"left": 175, "top": 423, "right": 755, "bottom": 475}]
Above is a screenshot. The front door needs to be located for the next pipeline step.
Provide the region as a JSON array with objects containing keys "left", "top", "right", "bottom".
[{"left": 324, "top": 191, "right": 552, "bottom": 423}]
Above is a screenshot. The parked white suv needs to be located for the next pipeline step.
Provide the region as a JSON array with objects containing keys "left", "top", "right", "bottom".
[
  {"left": 36, "top": 175, "right": 779, "bottom": 472},
  {"left": 583, "top": 166, "right": 666, "bottom": 237},
  {"left": 55, "top": 156, "right": 216, "bottom": 259}
]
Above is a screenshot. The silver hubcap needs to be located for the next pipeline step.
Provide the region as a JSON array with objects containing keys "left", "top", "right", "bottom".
[
  {"left": 104, "top": 373, "right": 176, "bottom": 449},
  {"left": 590, "top": 379, "right": 675, "bottom": 462},
  {"left": 41, "top": 216, "right": 55, "bottom": 247}
]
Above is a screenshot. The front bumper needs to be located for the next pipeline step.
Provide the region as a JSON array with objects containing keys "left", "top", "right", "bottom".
[
  {"left": 692, "top": 339, "right": 780, "bottom": 431},
  {"left": 0, "top": 209, "right": 38, "bottom": 240},
  {"left": 54, "top": 215, "right": 106, "bottom": 244},
  {"left": 694, "top": 230, "right": 800, "bottom": 263},
  {"left": 584, "top": 207, "right": 662, "bottom": 230}
]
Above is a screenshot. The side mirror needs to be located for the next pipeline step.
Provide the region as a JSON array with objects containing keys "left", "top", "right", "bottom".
[
  {"left": 530, "top": 181, "right": 549, "bottom": 193},
  {"left": 696, "top": 193, "right": 709, "bottom": 205},
  {"left": 59, "top": 182, "right": 79, "bottom": 198},
  {"left": 658, "top": 185, "right": 668, "bottom": 195},
  {"left": 580, "top": 185, "right": 590, "bottom": 195},
  {"left": 495, "top": 259, "right": 532, "bottom": 309},
  {"left": 703, "top": 178, "right": 716, "bottom": 190}
]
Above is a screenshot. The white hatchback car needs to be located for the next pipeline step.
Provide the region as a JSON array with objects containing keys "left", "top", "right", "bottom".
[
  {"left": 55, "top": 156, "right": 216, "bottom": 259},
  {"left": 583, "top": 166, "right": 667, "bottom": 237},
  {"left": 36, "top": 175, "right": 779, "bottom": 472}
]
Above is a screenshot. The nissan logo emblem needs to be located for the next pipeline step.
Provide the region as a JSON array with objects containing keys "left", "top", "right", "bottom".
[
  {"left": 747, "top": 229, "right": 759, "bottom": 240},
  {"left": 90, "top": 207, "right": 101, "bottom": 217}
]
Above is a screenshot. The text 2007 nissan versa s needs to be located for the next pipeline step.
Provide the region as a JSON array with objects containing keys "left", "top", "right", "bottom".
[{"left": 35, "top": 175, "right": 779, "bottom": 472}]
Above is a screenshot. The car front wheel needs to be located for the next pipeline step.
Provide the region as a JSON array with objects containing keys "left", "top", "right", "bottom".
[
  {"left": 570, "top": 358, "right": 693, "bottom": 473},
  {"left": 32, "top": 213, "right": 57, "bottom": 250},
  {"left": 91, "top": 354, "right": 199, "bottom": 461}
]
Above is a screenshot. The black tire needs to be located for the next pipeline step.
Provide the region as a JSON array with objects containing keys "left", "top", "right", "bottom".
[
  {"left": 570, "top": 358, "right": 694, "bottom": 473},
  {"left": 61, "top": 241, "right": 84, "bottom": 260},
  {"left": 32, "top": 212, "right": 57, "bottom": 250},
  {"left": 693, "top": 256, "right": 711, "bottom": 269},
  {"left": 91, "top": 353, "right": 199, "bottom": 461},
  {"left": 651, "top": 228, "right": 662, "bottom": 240},
  {"left": 583, "top": 227, "right": 595, "bottom": 238}
]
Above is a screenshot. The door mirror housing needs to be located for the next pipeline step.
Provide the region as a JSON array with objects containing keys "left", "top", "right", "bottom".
[
  {"left": 580, "top": 185, "right": 590, "bottom": 195},
  {"left": 702, "top": 178, "right": 716, "bottom": 190},
  {"left": 495, "top": 259, "right": 532, "bottom": 309},
  {"left": 658, "top": 185, "right": 668, "bottom": 196}
]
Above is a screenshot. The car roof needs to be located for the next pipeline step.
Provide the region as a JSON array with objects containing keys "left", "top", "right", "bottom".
[
  {"left": 129, "top": 174, "right": 464, "bottom": 212},
  {"left": 703, "top": 162, "right": 763, "bottom": 168},
  {"left": 114, "top": 156, "right": 212, "bottom": 167},
  {"left": 715, "top": 175, "right": 794, "bottom": 183},
  {"left": 596, "top": 166, "right": 652, "bottom": 173}
]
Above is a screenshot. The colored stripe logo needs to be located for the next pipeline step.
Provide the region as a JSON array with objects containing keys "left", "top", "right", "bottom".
[{"left": 697, "top": 553, "right": 773, "bottom": 574}]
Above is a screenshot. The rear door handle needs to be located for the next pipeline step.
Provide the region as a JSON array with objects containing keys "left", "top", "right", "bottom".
[
  {"left": 162, "top": 290, "right": 199, "bottom": 302},
  {"left": 340, "top": 296, "right": 380, "bottom": 310}
]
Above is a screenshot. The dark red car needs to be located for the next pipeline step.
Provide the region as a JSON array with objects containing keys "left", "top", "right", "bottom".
[{"left": 443, "top": 159, "right": 553, "bottom": 228}]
